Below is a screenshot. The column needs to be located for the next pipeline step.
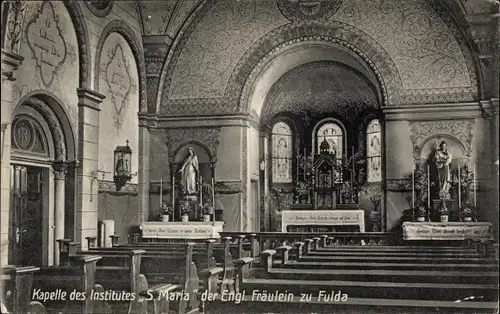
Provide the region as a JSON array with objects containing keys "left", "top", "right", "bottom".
[
  {"left": 52, "top": 161, "right": 67, "bottom": 265},
  {"left": 1, "top": 49, "right": 23, "bottom": 266},
  {"left": 76, "top": 88, "right": 105, "bottom": 250},
  {"left": 138, "top": 113, "right": 150, "bottom": 223},
  {"left": 260, "top": 126, "right": 270, "bottom": 231}
]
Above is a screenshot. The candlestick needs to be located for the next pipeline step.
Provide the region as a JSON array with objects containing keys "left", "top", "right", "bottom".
[
  {"left": 351, "top": 146, "right": 355, "bottom": 184},
  {"left": 412, "top": 164, "right": 415, "bottom": 208},
  {"left": 172, "top": 175, "right": 175, "bottom": 212},
  {"left": 427, "top": 165, "right": 430, "bottom": 208},
  {"left": 160, "top": 178, "right": 163, "bottom": 207},
  {"left": 200, "top": 177, "right": 203, "bottom": 205},
  {"left": 473, "top": 164, "right": 477, "bottom": 207},
  {"left": 303, "top": 147, "right": 306, "bottom": 181},
  {"left": 458, "top": 165, "right": 461, "bottom": 208}
]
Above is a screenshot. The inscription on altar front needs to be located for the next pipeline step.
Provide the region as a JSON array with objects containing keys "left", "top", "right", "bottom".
[
  {"left": 26, "top": 1, "right": 67, "bottom": 87},
  {"left": 402, "top": 222, "right": 493, "bottom": 240}
]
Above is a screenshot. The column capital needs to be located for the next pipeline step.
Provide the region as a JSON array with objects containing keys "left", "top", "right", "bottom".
[
  {"left": 1, "top": 49, "right": 24, "bottom": 81},
  {"left": 53, "top": 160, "right": 69, "bottom": 180},
  {"left": 77, "top": 88, "right": 105, "bottom": 111}
]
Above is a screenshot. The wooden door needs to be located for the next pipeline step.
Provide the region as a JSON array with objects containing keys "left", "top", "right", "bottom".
[{"left": 10, "top": 165, "right": 43, "bottom": 266}]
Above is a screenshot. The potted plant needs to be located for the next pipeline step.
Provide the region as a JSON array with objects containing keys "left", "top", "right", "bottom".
[
  {"left": 160, "top": 202, "right": 172, "bottom": 222},
  {"left": 438, "top": 200, "right": 449, "bottom": 222},
  {"left": 415, "top": 204, "right": 428, "bottom": 222},
  {"left": 361, "top": 185, "right": 383, "bottom": 231},
  {"left": 201, "top": 202, "right": 213, "bottom": 222},
  {"left": 180, "top": 201, "right": 190, "bottom": 222},
  {"left": 461, "top": 202, "right": 474, "bottom": 222},
  {"left": 296, "top": 181, "right": 310, "bottom": 204},
  {"left": 451, "top": 165, "right": 475, "bottom": 203}
]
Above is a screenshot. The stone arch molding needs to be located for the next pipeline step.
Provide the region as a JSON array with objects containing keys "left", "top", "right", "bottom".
[
  {"left": 94, "top": 20, "right": 148, "bottom": 112},
  {"left": 409, "top": 119, "right": 474, "bottom": 162},
  {"left": 14, "top": 91, "right": 77, "bottom": 162},
  {"left": 159, "top": 22, "right": 403, "bottom": 116}
]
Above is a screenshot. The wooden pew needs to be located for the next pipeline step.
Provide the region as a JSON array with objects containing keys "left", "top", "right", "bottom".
[
  {"left": 1, "top": 266, "right": 46, "bottom": 313},
  {"left": 139, "top": 242, "right": 202, "bottom": 314},
  {"left": 30, "top": 255, "right": 110, "bottom": 313},
  {"left": 70, "top": 248, "right": 148, "bottom": 314}
]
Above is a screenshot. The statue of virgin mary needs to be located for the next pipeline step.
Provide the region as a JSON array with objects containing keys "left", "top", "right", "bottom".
[
  {"left": 432, "top": 141, "right": 452, "bottom": 199},
  {"left": 179, "top": 147, "right": 199, "bottom": 195}
]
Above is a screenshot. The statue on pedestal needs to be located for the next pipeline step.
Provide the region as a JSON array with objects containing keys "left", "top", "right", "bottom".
[
  {"left": 179, "top": 147, "right": 199, "bottom": 195},
  {"left": 432, "top": 141, "right": 452, "bottom": 199}
]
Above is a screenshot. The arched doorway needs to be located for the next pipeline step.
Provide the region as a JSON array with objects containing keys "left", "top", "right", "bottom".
[{"left": 10, "top": 94, "right": 76, "bottom": 266}]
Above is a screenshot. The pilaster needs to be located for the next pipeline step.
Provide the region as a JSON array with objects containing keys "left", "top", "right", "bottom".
[
  {"left": 143, "top": 35, "right": 172, "bottom": 113},
  {"left": 76, "top": 88, "right": 105, "bottom": 250},
  {"left": 0, "top": 49, "right": 23, "bottom": 266},
  {"left": 52, "top": 160, "right": 68, "bottom": 265},
  {"left": 138, "top": 113, "right": 150, "bottom": 222}
]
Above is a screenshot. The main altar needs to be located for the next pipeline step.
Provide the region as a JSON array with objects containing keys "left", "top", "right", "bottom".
[{"left": 280, "top": 137, "right": 365, "bottom": 232}]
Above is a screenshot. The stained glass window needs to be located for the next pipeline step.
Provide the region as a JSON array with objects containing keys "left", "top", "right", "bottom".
[
  {"left": 366, "top": 119, "right": 381, "bottom": 182},
  {"left": 272, "top": 122, "right": 293, "bottom": 183},
  {"left": 316, "top": 122, "right": 344, "bottom": 182}
]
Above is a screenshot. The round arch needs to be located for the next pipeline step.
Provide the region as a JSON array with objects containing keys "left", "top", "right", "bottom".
[
  {"left": 94, "top": 20, "right": 148, "bottom": 112},
  {"left": 13, "top": 91, "right": 76, "bottom": 162},
  {"left": 311, "top": 118, "right": 348, "bottom": 156},
  {"left": 173, "top": 141, "right": 212, "bottom": 164}
]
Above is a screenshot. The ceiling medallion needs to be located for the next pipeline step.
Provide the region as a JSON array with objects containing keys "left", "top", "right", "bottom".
[
  {"left": 85, "top": 1, "right": 114, "bottom": 18},
  {"left": 277, "top": 0, "right": 343, "bottom": 22}
]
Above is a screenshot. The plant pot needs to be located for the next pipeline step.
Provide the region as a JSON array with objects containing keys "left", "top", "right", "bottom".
[
  {"left": 463, "top": 216, "right": 472, "bottom": 222},
  {"left": 203, "top": 214, "right": 210, "bottom": 222},
  {"left": 161, "top": 215, "right": 169, "bottom": 222},
  {"left": 416, "top": 216, "right": 425, "bottom": 222},
  {"left": 440, "top": 215, "right": 449, "bottom": 223},
  {"left": 182, "top": 214, "right": 189, "bottom": 223},
  {"left": 299, "top": 198, "right": 306, "bottom": 204}
]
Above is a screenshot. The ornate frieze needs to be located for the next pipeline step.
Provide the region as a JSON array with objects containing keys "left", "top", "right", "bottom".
[
  {"left": 165, "top": 127, "right": 221, "bottom": 161},
  {"left": 409, "top": 119, "right": 475, "bottom": 158},
  {"left": 386, "top": 178, "right": 412, "bottom": 192},
  {"left": 149, "top": 180, "right": 243, "bottom": 194},
  {"left": 4, "top": 0, "right": 28, "bottom": 55},
  {"left": 277, "top": 0, "right": 343, "bottom": 22}
]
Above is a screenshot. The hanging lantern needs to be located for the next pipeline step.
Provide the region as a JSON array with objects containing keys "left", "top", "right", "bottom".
[{"left": 113, "top": 139, "right": 132, "bottom": 191}]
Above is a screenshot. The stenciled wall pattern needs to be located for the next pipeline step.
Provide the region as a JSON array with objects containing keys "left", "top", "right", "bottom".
[
  {"left": 161, "top": 0, "right": 477, "bottom": 115},
  {"left": 167, "top": 0, "right": 289, "bottom": 100},
  {"left": 98, "top": 32, "right": 139, "bottom": 184},
  {"left": 13, "top": 1, "right": 79, "bottom": 127}
]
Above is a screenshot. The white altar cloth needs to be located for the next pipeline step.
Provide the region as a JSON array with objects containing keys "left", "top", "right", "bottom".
[
  {"left": 140, "top": 221, "right": 224, "bottom": 239},
  {"left": 402, "top": 222, "right": 493, "bottom": 241},
  {"left": 281, "top": 210, "right": 365, "bottom": 232}
]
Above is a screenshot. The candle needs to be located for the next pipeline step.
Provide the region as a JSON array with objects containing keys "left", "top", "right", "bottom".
[
  {"left": 427, "top": 165, "right": 430, "bottom": 208},
  {"left": 458, "top": 165, "right": 461, "bottom": 208},
  {"left": 172, "top": 175, "right": 175, "bottom": 209},
  {"left": 212, "top": 177, "right": 215, "bottom": 208},
  {"left": 412, "top": 164, "right": 415, "bottom": 208},
  {"left": 351, "top": 146, "right": 355, "bottom": 183},
  {"left": 474, "top": 164, "right": 477, "bottom": 207},
  {"left": 304, "top": 147, "right": 306, "bottom": 181},
  {"left": 160, "top": 178, "right": 163, "bottom": 207},
  {"left": 200, "top": 177, "right": 203, "bottom": 205}
]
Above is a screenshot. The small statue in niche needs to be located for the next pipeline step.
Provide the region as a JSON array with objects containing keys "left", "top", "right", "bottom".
[
  {"left": 179, "top": 147, "right": 199, "bottom": 195},
  {"left": 432, "top": 141, "right": 452, "bottom": 199}
]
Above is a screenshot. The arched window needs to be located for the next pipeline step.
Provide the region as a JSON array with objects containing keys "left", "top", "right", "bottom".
[
  {"left": 315, "top": 121, "right": 345, "bottom": 182},
  {"left": 272, "top": 122, "right": 293, "bottom": 183},
  {"left": 366, "top": 119, "right": 381, "bottom": 182}
]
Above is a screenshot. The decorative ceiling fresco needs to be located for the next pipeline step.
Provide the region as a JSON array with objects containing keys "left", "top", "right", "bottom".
[
  {"left": 158, "top": 0, "right": 479, "bottom": 113},
  {"left": 136, "top": 0, "right": 200, "bottom": 38},
  {"left": 263, "top": 61, "right": 379, "bottom": 122}
]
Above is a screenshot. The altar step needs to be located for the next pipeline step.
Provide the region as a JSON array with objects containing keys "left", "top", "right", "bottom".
[
  {"left": 252, "top": 268, "right": 498, "bottom": 284},
  {"left": 305, "top": 250, "right": 481, "bottom": 258},
  {"left": 278, "top": 260, "right": 499, "bottom": 272},
  {"left": 240, "top": 278, "right": 498, "bottom": 301},
  {"left": 317, "top": 246, "right": 476, "bottom": 252},
  {"left": 297, "top": 255, "right": 496, "bottom": 264}
]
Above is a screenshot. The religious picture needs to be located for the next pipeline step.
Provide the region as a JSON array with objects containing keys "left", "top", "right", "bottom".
[
  {"left": 432, "top": 141, "right": 452, "bottom": 199},
  {"left": 115, "top": 153, "right": 130, "bottom": 176},
  {"left": 179, "top": 147, "right": 199, "bottom": 195}
]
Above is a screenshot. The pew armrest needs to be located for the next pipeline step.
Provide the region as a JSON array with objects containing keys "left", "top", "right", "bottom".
[
  {"left": 199, "top": 267, "right": 224, "bottom": 294},
  {"left": 277, "top": 246, "right": 292, "bottom": 264},
  {"left": 260, "top": 249, "right": 277, "bottom": 258},
  {"left": 199, "top": 267, "right": 224, "bottom": 278},
  {"left": 234, "top": 257, "right": 254, "bottom": 267}
]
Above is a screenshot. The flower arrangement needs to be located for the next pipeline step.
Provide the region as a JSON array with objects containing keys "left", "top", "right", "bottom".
[
  {"left": 161, "top": 202, "right": 172, "bottom": 216},
  {"left": 413, "top": 167, "right": 429, "bottom": 204},
  {"left": 202, "top": 202, "right": 213, "bottom": 215},
  {"left": 438, "top": 200, "right": 449, "bottom": 216},
  {"left": 180, "top": 201, "right": 191, "bottom": 216},
  {"left": 360, "top": 185, "right": 383, "bottom": 211},
  {"left": 266, "top": 188, "right": 287, "bottom": 212},
  {"left": 461, "top": 205, "right": 472, "bottom": 217},
  {"left": 415, "top": 204, "right": 428, "bottom": 218},
  {"left": 296, "top": 181, "right": 310, "bottom": 198},
  {"left": 451, "top": 165, "right": 474, "bottom": 201}
]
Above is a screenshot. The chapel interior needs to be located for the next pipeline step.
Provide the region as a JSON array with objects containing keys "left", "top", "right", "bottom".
[{"left": 0, "top": 0, "right": 499, "bottom": 313}]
